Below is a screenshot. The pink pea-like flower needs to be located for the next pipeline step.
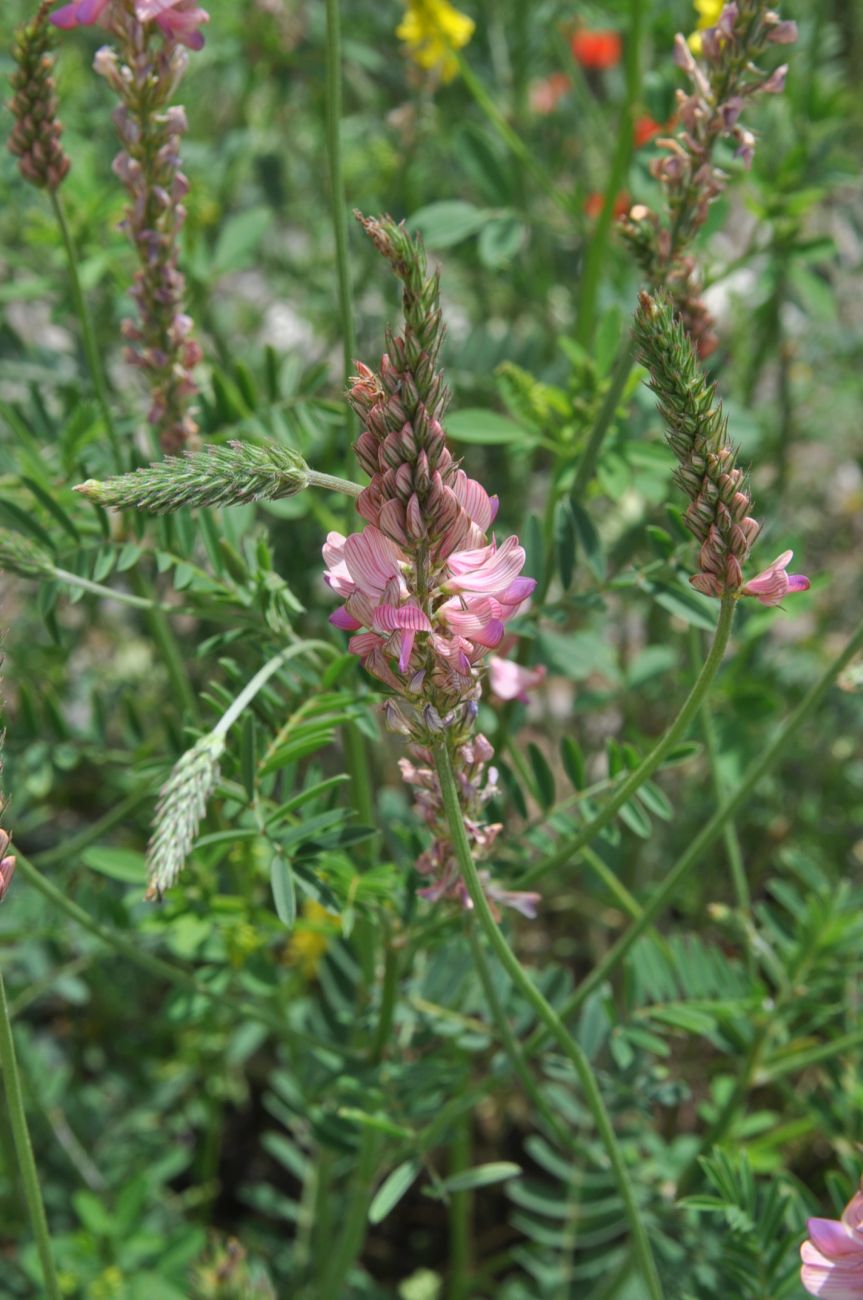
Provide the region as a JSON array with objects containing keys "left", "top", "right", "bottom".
[
  {"left": 488, "top": 656, "right": 547, "bottom": 703},
  {"left": 51, "top": 0, "right": 209, "bottom": 48},
  {"left": 50, "top": 0, "right": 111, "bottom": 28},
  {"left": 740, "top": 549, "right": 810, "bottom": 607},
  {"left": 801, "top": 1180, "right": 863, "bottom": 1297}
]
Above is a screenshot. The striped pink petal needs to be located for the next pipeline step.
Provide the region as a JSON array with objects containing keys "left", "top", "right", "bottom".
[
  {"left": 446, "top": 536, "right": 527, "bottom": 597},
  {"left": 372, "top": 605, "right": 433, "bottom": 634},
  {"left": 452, "top": 470, "right": 495, "bottom": 531},
  {"left": 344, "top": 527, "right": 405, "bottom": 597}
]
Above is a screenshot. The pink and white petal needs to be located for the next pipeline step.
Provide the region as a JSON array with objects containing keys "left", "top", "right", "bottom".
[
  {"left": 788, "top": 573, "right": 811, "bottom": 594},
  {"left": 470, "top": 618, "right": 506, "bottom": 649},
  {"left": 809, "top": 1220, "right": 862, "bottom": 1258},
  {"left": 447, "top": 536, "right": 526, "bottom": 596},
  {"left": 446, "top": 541, "right": 495, "bottom": 577}
]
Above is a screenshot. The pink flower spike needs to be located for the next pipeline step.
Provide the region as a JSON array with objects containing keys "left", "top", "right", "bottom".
[
  {"left": 488, "top": 656, "right": 547, "bottom": 703},
  {"left": 740, "top": 549, "right": 810, "bottom": 606}
]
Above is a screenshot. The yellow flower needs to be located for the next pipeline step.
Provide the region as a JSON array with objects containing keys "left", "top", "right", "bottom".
[
  {"left": 396, "top": 0, "right": 475, "bottom": 84},
  {"left": 288, "top": 899, "right": 340, "bottom": 979},
  {"left": 687, "top": 0, "right": 724, "bottom": 54}
]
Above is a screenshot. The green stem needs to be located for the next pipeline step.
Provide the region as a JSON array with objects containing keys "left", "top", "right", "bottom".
[
  {"left": 524, "top": 597, "right": 736, "bottom": 886},
  {"left": 687, "top": 630, "right": 752, "bottom": 930},
  {"left": 318, "top": 1130, "right": 381, "bottom": 1300},
  {"left": 0, "top": 971, "right": 62, "bottom": 1300},
  {"left": 447, "top": 1107, "right": 472, "bottom": 1300},
  {"left": 50, "top": 190, "right": 121, "bottom": 469},
  {"left": 527, "top": 609, "right": 863, "bottom": 1046},
  {"left": 576, "top": 0, "right": 644, "bottom": 345},
  {"left": 306, "top": 469, "right": 363, "bottom": 497},
  {"left": 434, "top": 742, "right": 664, "bottom": 1300},
  {"left": 570, "top": 336, "right": 637, "bottom": 503},
  {"left": 467, "top": 923, "right": 575, "bottom": 1155},
  {"left": 324, "top": 0, "right": 355, "bottom": 393},
  {"left": 52, "top": 567, "right": 174, "bottom": 612},
  {"left": 456, "top": 54, "right": 576, "bottom": 220},
  {"left": 369, "top": 931, "right": 400, "bottom": 1064}
]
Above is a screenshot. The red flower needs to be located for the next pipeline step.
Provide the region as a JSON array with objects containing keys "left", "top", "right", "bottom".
[
  {"left": 584, "top": 191, "right": 630, "bottom": 220},
  {"left": 634, "top": 114, "right": 661, "bottom": 147},
  {"left": 571, "top": 28, "right": 621, "bottom": 70}
]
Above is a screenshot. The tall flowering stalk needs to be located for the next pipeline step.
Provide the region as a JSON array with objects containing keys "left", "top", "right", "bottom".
[
  {"left": 8, "top": 1, "right": 71, "bottom": 192},
  {"left": 323, "top": 214, "right": 539, "bottom": 917},
  {"left": 621, "top": 1, "right": 797, "bottom": 355},
  {"left": 50, "top": 0, "right": 208, "bottom": 452},
  {"left": 634, "top": 290, "right": 809, "bottom": 605}
]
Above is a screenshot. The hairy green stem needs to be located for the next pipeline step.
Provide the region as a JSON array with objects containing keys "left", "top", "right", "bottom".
[
  {"left": 434, "top": 741, "right": 664, "bottom": 1300},
  {"left": 524, "top": 597, "right": 736, "bottom": 885},
  {"left": 576, "top": 0, "right": 644, "bottom": 345},
  {"left": 0, "top": 971, "right": 62, "bottom": 1300},
  {"left": 307, "top": 469, "right": 363, "bottom": 497},
  {"left": 526, "top": 610, "right": 863, "bottom": 1050},
  {"left": 52, "top": 567, "right": 174, "bottom": 611},
  {"left": 51, "top": 191, "right": 121, "bottom": 467}
]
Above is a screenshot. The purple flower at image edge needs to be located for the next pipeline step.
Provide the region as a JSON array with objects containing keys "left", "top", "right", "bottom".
[{"left": 801, "top": 1180, "right": 863, "bottom": 1297}]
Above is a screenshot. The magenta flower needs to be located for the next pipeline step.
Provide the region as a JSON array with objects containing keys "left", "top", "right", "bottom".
[
  {"left": 51, "top": 0, "right": 209, "bottom": 48},
  {"left": 740, "top": 549, "right": 810, "bottom": 607},
  {"left": 801, "top": 1181, "right": 863, "bottom": 1297},
  {"left": 488, "top": 655, "right": 546, "bottom": 703},
  {"left": 50, "top": 0, "right": 111, "bottom": 29},
  {"left": 136, "top": 0, "right": 209, "bottom": 49}
]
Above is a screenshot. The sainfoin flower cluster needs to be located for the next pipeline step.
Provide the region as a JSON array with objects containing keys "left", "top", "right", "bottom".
[
  {"left": 801, "top": 1178, "right": 863, "bottom": 1297},
  {"left": 621, "top": 1, "right": 797, "bottom": 357},
  {"left": 8, "top": 1, "right": 71, "bottom": 193},
  {"left": 324, "top": 214, "right": 540, "bottom": 917},
  {"left": 635, "top": 291, "right": 809, "bottom": 607},
  {"left": 51, "top": 0, "right": 208, "bottom": 451}
]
